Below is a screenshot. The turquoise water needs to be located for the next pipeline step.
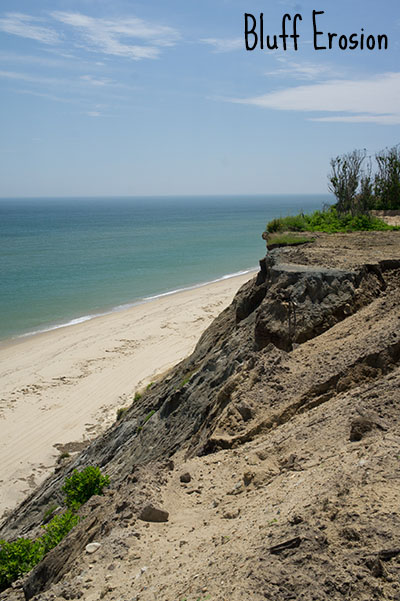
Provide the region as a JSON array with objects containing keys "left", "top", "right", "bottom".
[{"left": 0, "top": 195, "right": 331, "bottom": 341}]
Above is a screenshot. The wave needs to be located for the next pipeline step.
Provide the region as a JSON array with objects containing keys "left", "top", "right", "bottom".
[{"left": 142, "top": 268, "right": 257, "bottom": 301}]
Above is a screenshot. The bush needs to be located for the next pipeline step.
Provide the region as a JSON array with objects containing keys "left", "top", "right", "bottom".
[
  {"left": 62, "top": 466, "right": 109, "bottom": 510},
  {"left": 0, "top": 511, "right": 80, "bottom": 592},
  {"left": 0, "top": 537, "right": 43, "bottom": 591},
  {"left": 41, "top": 510, "right": 80, "bottom": 554},
  {"left": 266, "top": 214, "right": 307, "bottom": 233},
  {"left": 0, "top": 467, "right": 106, "bottom": 592},
  {"left": 116, "top": 407, "right": 128, "bottom": 421},
  {"left": 265, "top": 206, "right": 398, "bottom": 235}
]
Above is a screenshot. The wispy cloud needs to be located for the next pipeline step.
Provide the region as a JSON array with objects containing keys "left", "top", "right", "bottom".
[
  {"left": 15, "top": 88, "right": 79, "bottom": 104},
  {"left": 51, "top": 12, "right": 180, "bottom": 60},
  {"left": 80, "top": 74, "right": 113, "bottom": 86},
  {"left": 265, "top": 57, "right": 337, "bottom": 81},
  {"left": 0, "top": 50, "right": 111, "bottom": 72},
  {"left": 201, "top": 37, "right": 243, "bottom": 53},
  {"left": 0, "top": 69, "right": 120, "bottom": 93},
  {"left": 310, "top": 115, "right": 400, "bottom": 125},
  {"left": 231, "top": 72, "right": 400, "bottom": 125},
  {"left": 0, "top": 13, "right": 59, "bottom": 44},
  {"left": 0, "top": 69, "right": 64, "bottom": 86},
  {"left": 0, "top": 51, "right": 62, "bottom": 67},
  {"left": 13, "top": 88, "right": 110, "bottom": 119}
]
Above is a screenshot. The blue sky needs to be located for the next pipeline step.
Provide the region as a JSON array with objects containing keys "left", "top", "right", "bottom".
[{"left": 0, "top": 0, "right": 399, "bottom": 197}]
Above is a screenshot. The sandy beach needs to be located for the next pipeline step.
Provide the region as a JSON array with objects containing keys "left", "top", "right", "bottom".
[{"left": 0, "top": 271, "right": 256, "bottom": 519}]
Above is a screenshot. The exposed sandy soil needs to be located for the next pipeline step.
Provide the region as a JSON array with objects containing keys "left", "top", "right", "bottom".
[{"left": 371, "top": 211, "right": 400, "bottom": 227}]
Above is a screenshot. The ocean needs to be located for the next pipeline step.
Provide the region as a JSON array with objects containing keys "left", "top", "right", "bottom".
[{"left": 0, "top": 195, "right": 331, "bottom": 341}]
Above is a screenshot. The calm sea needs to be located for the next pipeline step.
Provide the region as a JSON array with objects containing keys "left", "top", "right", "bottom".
[{"left": 0, "top": 195, "right": 331, "bottom": 341}]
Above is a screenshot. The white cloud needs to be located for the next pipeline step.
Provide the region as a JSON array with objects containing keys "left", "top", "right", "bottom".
[
  {"left": 0, "top": 51, "right": 60, "bottom": 67},
  {"left": 231, "top": 72, "right": 400, "bottom": 125},
  {"left": 51, "top": 12, "right": 180, "bottom": 60},
  {"left": 310, "top": 115, "right": 400, "bottom": 125},
  {"left": 80, "top": 74, "right": 112, "bottom": 86},
  {"left": 0, "top": 69, "right": 120, "bottom": 93},
  {"left": 0, "top": 69, "right": 63, "bottom": 85},
  {"left": 265, "top": 57, "right": 337, "bottom": 81},
  {"left": 201, "top": 37, "right": 243, "bottom": 53},
  {"left": 15, "top": 88, "right": 78, "bottom": 104},
  {"left": 0, "top": 13, "right": 59, "bottom": 44},
  {"left": 86, "top": 110, "right": 101, "bottom": 117}
]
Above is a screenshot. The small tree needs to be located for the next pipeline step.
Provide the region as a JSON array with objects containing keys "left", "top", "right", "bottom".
[
  {"left": 356, "top": 157, "right": 374, "bottom": 214},
  {"left": 328, "top": 149, "right": 366, "bottom": 216},
  {"left": 374, "top": 146, "right": 400, "bottom": 210}
]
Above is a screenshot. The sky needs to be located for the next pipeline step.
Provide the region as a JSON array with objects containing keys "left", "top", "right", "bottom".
[{"left": 0, "top": 0, "right": 399, "bottom": 197}]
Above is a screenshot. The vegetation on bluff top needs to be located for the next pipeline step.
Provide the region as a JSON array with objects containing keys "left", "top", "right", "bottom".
[
  {"left": 266, "top": 206, "right": 399, "bottom": 234},
  {"left": 266, "top": 144, "right": 400, "bottom": 235}
]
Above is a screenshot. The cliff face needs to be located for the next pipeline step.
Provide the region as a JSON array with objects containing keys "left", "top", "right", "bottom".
[{"left": 1, "top": 232, "right": 400, "bottom": 601}]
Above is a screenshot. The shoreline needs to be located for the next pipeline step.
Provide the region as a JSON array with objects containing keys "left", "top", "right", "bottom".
[
  {"left": 0, "top": 269, "right": 257, "bottom": 519},
  {"left": 0, "top": 267, "right": 257, "bottom": 347}
]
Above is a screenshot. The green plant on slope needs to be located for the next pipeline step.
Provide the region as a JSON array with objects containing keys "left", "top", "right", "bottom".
[
  {"left": 62, "top": 466, "right": 109, "bottom": 510},
  {"left": 40, "top": 510, "right": 80, "bottom": 554},
  {"left": 0, "top": 537, "right": 43, "bottom": 591},
  {"left": 116, "top": 407, "right": 128, "bottom": 421},
  {"left": 0, "top": 511, "right": 80, "bottom": 592},
  {"left": 143, "top": 409, "right": 155, "bottom": 423}
]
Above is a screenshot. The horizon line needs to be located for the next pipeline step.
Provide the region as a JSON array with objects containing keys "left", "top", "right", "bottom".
[{"left": 0, "top": 192, "right": 332, "bottom": 200}]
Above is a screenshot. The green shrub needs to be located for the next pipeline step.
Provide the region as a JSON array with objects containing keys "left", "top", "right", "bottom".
[
  {"left": 177, "top": 369, "right": 197, "bottom": 389},
  {"left": 0, "top": 467, "right": 104, "bottom": 592},
  {"left": 0, "top": 511, "right": 80, "bottom": 592},
  {"left": 136, "top": 409, "right": 156, "bottom": 434},
  {"left": 265, "top": 206, "right": 398, "bottom": 235},
  {"left": 0, "top": 537, "right": 43, "bottom": 591},
  {"left": 42, "top": 504, "right": 62, "bottom": 525},
  {"left": 134, "top": 391, "right": 142, "bottom": 402},
  {"left": 266, "top": 217, "right": 284, "bottom": 233},
  {"left": 41, "top": 510, "right": 80, "bottom": 554},
  {"left": 116, "top": 407, "right": 128, "bottom": 421},
  {"left": 143, "top": 409, "right": 155, "bottom": 423},
  {"left": 266, "top": 214, "right": 307, "bottom": 233},
  {"left": 62, "top": 466, "right": 109, "bottom": 510}
]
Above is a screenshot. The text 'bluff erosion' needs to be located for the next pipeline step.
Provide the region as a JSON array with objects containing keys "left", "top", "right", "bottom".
[{"left": 244, "top": 11, "right": 389, "bottom": 51}]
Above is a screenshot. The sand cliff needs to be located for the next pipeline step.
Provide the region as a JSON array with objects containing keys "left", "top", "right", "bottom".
[{"left": 1, "top": 231, "right": 400, "bottom": 601}]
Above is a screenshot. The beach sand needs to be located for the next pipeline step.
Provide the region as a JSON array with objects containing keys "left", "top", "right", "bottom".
[{"left": 0, "top": 271, "right": 256, "bottom": 519}]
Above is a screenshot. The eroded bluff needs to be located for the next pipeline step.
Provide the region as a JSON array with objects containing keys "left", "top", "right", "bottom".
[{"left": 1, "top": 233, "right": 400, "bottom": 601}]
